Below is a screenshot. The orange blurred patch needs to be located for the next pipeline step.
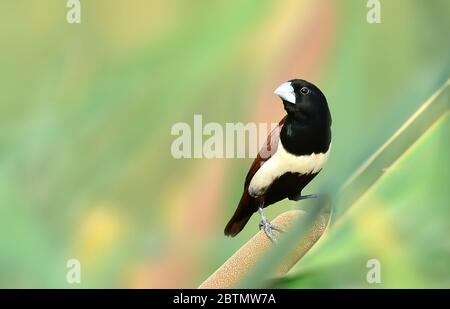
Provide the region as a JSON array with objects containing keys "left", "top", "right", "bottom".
[
  {"left": 165, "top": 159, "right": 228, "bottom": 237},
  {"left": 125, "top": 250, "right": 197, "bottom": 288},
  {"left": 253, "top": 0, "right": 337, "bottom": 123}
]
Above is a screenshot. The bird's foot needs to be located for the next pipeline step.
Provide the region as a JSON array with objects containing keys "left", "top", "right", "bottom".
[{"left": 259, "top": 219, "right": 285, "bottom": 244}]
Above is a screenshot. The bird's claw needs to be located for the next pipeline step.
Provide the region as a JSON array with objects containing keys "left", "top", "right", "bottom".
[{"left": 259, "top": 220, "right": 285, "bottom": 244}]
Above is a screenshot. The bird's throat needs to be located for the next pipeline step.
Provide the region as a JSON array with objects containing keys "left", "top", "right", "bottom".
[{"left": 280, "top": 115, "right": 331, "bottom": 156}]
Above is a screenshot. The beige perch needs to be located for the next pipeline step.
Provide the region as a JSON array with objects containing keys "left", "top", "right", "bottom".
[{"left": 199, "top": 208, "right": 330, "bottom": 288}]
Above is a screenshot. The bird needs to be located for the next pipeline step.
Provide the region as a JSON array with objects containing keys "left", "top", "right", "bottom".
[{"left": 224, "top": 79, "right": 332, "bottom": 242}]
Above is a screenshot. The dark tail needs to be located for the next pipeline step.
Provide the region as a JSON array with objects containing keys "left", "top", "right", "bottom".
[{"left": 224, "top": 192, "right": 255, "bottom": 237}]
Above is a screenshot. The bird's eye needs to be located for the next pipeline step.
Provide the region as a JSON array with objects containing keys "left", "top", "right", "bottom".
[{"left": 300, "top": 87, "right": 309, "bottom": 95}]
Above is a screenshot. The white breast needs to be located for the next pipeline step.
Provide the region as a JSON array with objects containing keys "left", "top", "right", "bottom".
[{"left": 248, "top": 142, "right": 330, "bottom": 197}]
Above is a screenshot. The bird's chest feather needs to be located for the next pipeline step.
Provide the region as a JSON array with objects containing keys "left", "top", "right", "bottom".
[{"left": 248, "top": 142, "right": 330, "bottom": 197}]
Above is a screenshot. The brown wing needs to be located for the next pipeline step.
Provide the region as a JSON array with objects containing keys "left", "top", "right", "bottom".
[{"left": 224, "top": 116, "right": 286, "bottom": 236}]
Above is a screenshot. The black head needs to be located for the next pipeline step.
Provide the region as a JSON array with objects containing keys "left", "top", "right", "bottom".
[{"left": 274, "top": 79, "right": 331, "bottom": 126}]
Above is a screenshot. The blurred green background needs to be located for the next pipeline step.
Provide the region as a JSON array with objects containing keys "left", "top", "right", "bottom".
[{"left": 0, "top": 0, "right": 449, "bottom": 288}]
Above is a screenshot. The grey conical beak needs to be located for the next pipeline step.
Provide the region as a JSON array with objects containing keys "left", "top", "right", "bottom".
[{"left": 274, "top": 82, "right": 295, "bottom": 104}]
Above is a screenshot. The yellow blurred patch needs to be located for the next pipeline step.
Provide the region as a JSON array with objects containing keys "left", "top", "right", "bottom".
[
  {"left": 354, "top": 199, "right": 396, "bottom": 252},
  {"left": 91, "top": 0, "right": 180, "bottom": 54},
  {"left": 73, "top": 202, "right": 125, "bottom": 267},
  {"left": 352, "top": 195, "right": 422, "bottom": 286}
]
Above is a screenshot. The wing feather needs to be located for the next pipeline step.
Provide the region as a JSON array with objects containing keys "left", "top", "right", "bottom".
[{"left": 224, "top": 116, "right": 286, "bottom": 236}]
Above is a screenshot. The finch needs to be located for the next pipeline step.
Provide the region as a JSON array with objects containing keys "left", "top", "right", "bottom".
[{"left": 224, "top": 79, "right": 332, "bottom": 242}]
